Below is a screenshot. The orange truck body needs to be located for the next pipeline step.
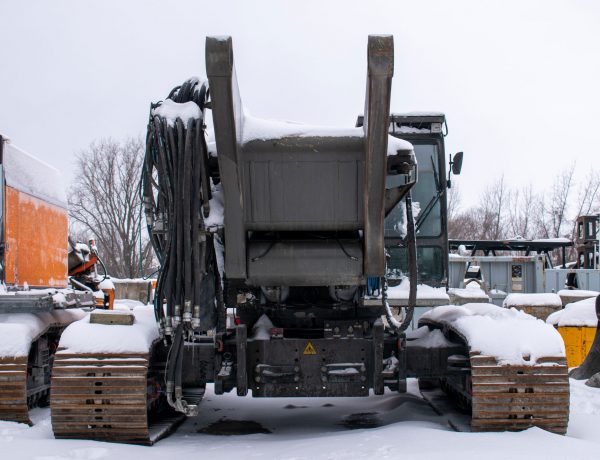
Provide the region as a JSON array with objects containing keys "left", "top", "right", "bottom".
[{"left": 0, "top": 135, "right": 68, "bottom": 288}]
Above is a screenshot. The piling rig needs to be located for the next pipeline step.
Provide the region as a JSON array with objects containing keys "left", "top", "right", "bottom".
[
  {"left": 49, "top": 35, "right": 569, "bottom": 444},
  {"left": 143, "top": 35, "right": 419, "bottom": 407}
]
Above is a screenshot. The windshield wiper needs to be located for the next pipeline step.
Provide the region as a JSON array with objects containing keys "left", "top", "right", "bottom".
[{"left": 415, "top": 156, "right": 442, "bottom": 232}]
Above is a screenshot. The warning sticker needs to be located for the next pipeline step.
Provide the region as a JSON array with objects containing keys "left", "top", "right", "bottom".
[{"left": 303, "top": 341, "right": 317, "bottom": 355}]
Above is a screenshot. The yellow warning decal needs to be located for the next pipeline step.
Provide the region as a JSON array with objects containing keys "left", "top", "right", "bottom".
[{"left": 303, "top": 341, "right": 317, "bottom": 355}]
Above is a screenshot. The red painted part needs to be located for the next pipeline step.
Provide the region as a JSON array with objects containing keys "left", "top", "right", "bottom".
[{"left": 68, "top": 254, "right": 99, "bottom": 276}]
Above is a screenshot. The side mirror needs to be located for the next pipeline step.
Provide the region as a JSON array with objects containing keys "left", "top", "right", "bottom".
[{"left": 451, "top": 151, "right": 463, "bottom": 175}]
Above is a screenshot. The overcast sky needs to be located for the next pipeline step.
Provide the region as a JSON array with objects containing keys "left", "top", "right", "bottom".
[{"left": 1, "top": 0, "right": 599, "bottom": 209}]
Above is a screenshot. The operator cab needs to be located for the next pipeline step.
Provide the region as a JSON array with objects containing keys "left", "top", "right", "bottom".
[{"left": 358, "top": 113, "right": 462, "bottom": 288}]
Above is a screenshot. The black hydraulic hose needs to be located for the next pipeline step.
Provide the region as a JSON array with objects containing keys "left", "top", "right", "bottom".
[
  {"left": 165, "top": 324, "right": 183, "bottom": 402},
  {"left": 197, "top": 120, "right": 212, "bottom": 217},
  {"left": 175, "top": 326, "right": 184, "bottom": 391},
  {"left": 401, "top": 192, "right": 417, "bottom": 332},
  {"left": 192, "top": 122, "right": 203, "bottom": 308},
  {"left": 213, "top": 244, "right": 226, "bottom": 331},
  {"left": 183, "top": 120, "right": 193, "bottom": 305},
  {"left": 175, "top": 120, "right": 186, "bottom": 313},
  {"left": 143, "top": 128, "right": 164, "bottom": 265},
  {"left": 167, "top": 85, "right": 181, "bottom": 100},
  {"left": 144, "top": 77, "right": 215, "bottom": 338},
  {"left": 165, "top": 122, "right": 179, "bottom": 318},
  {"left": 154, "top": 116, "right": 174, "bottom": 324},
  {"left": 250, "top": 240, "right": 276, "bottom": 262},
  {"left": 336, "top": 238, "right": 359, "bottom": 261}
]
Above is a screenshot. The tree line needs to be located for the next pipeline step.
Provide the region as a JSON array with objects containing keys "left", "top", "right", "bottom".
[{"left": 448, "top": 165, "right": 600, "bottom": 260}]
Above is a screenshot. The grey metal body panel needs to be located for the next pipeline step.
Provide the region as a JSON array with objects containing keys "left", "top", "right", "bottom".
[
  {"left": 241, "top": 138, "right": 365, "bottom": 231},
  {"left": 247, "top": 239, "right": 362, "bottom": 286},
  {"left": 247, "top": 337, "right": 374, "bottom": 397}
]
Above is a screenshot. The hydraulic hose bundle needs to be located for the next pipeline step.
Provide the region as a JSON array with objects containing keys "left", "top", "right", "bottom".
[
  {"left": 383, "top": 191, "right": 417, "bottom": 334},
  {"left": 142, "top": 78, "right": 217, "bottom": 415}
]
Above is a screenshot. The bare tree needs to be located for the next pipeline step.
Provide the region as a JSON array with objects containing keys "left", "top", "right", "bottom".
[
  {"left": 536, "top": 163, "right": 576, "bottom": 239},
  {"left": 448, "top": 178, "right": 507, "bottom": 240},
  {"left": 447, "top": 181, "right": 461, "bottom": 223},
  {"left": 507, "top": 184, "right": 538, "bottom": 239},
  {"left": 448, "top": 209, "right": 481, "bottom": 240},
  {"left": 69, "top": 138, "right": 154, "bottom": 278},
  {"left": 471, "top": 176, "right": 508, "bottom": 240},
  {"left": 570, "top": 168, "right": 600, "bottom": 234}
]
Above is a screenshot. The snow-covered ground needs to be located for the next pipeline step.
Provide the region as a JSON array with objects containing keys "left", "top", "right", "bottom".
[{"left": 1, "top": 378, "right": 599, "bottom": 460}]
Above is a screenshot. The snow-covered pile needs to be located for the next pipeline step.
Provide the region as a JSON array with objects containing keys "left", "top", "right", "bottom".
[
  {"left": 504, "top": 293, "right": 562, "bottom": 308},
  {"left": 421, "top": 303, "right": 565, "bottom": 364},
  {"left": 0, "top": 310, "right": 85, "bottom": 357},
  {"left": 3, "top": 142, "right": 67, "bottom": 208},
  {"left": 241, "top": 113, "right": 413, "bottom": 157},
  {"left": 384, "top": 278, "right": 449, "bottom": 301},
  {"left": 113, "top": 299, "right": 145, "bottom": 310},
  {"left": 97, "top": 278, "right": 115, "bottom": 290},
  {"left": 558, "top": 289, "right": 599, "bottom": 299},
  {"left": 152, "top": 99, "right": 201, "bottom": 127},
  {"left": 58, "top": 305, "right": 159, "bottom": 354},
  {"left": 242, "top": 114, "right": 361, "bottom": 142},
  {"left": 448, "top": 284, "right": 488, "bottom": 299},
  {"left": 387, "top": 136, "right": 413, "bottom": 156},
  {"left": 547, "top": 296, "right": 599, "bottom": 328}
]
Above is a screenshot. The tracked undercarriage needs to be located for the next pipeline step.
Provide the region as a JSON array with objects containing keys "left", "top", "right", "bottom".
[
  {"left": 45, "top": 34, "right": 571, "bottom": 444},
  {"left": 48, "top": 307, "right": 191, "bottom": 444},
  {"left": 0, "top": 306, "right": 88, "bottom": 424},
  {"left": 50, "top": 344, "right": 185, "bottom": 444},
  {"left": 418, "top": 313, "right": 569, "bottom": 434},
  {"left": 0, "top": 329, "right": 61, "bottom": 425}
]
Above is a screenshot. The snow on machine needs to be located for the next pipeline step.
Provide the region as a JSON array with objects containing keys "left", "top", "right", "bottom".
[{"left": 49, "top": 35, "right": 569, "bottom": 444}]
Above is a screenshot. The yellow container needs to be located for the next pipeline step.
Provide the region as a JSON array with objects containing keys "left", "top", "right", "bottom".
[{"left": 557, "top": 326, "right": 597, "bottom": 368}]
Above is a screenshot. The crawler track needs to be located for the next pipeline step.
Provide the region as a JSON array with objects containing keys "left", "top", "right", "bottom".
[
  {"left": 0, "top": 356, "right": 30, "bottom": 424},
  {"left": 421, "top": 320, "right": 570, "bottom": 434},
  {"left": 0, "top": 325, "right": 65, "bottom": 425},
  {"left": 51, "top": 347, "right": 184, "bottom": 445},
  {"left": 468, "top": 354, "right": 569, "bottom": 434}
]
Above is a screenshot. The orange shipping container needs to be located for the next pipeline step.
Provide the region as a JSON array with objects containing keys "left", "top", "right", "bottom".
[{"left": 0, "top": 135, "right": 68, "bottom": 288}]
